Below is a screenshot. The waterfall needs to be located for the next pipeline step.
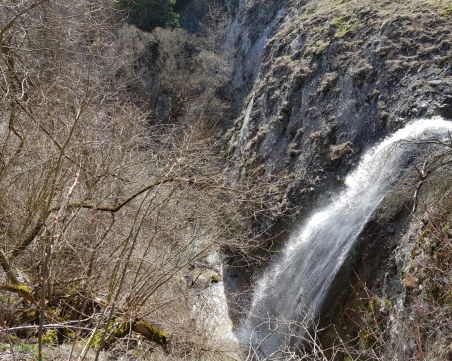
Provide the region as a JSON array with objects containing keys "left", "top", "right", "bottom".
[{"left": 238, "top": 116, "right": 452, "bottom": 357}]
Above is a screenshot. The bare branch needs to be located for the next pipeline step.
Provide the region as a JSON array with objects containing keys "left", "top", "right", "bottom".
[{"left": 0, "top": 0, "right": 50, "bottom": 43}]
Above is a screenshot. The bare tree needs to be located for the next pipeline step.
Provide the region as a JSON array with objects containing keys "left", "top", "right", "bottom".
[{"left": 0, "top": 1, "right": 284, "bottom": 359}]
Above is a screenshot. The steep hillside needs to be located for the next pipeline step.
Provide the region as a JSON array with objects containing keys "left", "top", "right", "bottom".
[
  {"left": 225, "top": 0, "right": 452, "bottom": 211},
  {"left": 223, "top": 0, "right": 452, "bottom": 359}
]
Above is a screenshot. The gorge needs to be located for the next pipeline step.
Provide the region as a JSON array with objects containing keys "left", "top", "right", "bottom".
[{"left": 0, "top": 0, "right": 451, "bottom": 360}]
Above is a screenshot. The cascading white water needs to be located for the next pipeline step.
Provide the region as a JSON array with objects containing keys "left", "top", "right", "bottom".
[{"left": 238, "top": 116, "right": 452, "bottom": 356}]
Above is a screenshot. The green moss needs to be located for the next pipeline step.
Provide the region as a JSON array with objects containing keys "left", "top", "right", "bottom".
[
  {"left": 46, "top": 308, "right": 65, "bottom": 323},
  {"left": 133, "top": 321, "right": 167, "bottom": 345},
  {"left": 7, "top": 342, "right": 39, "bottom": 357},
  {"left": 89, "top": 320, "right": 132, "bottom": 349},
  {"left": 89, "top": 330, "right": 104, "bottom": 348},
  {"left": 112, "top": 321, "right": 131, "bottom": 338},
  {"left": 210, "top": 274, "right": 221, "bottom": 283},
  {"left": 41, "top": 330, "right": 57, "bottom": 345},
  {"left": 332, "top": 16, "right": 348, "bottom": 35},
  {"left": 440, "top": 290, "right": 452, "bottom": 306},
  {"left": 26, "top": 310, "right": 38, "bottom": 319},
  {"left": 14, "top": 284, "right": 30, "bottom": 292},
  {"left": 332, "top": 16, "right": 360, "bottom": 37},
  {"left": 443, "top": 5, "right": 452, "bottom": 18},
  {"left": 92, "top": 319, "right": 168, "bottom": 349},
  {"left": 89, "top": 320, "right": 116, "bottom": 347},
  {"left": 442, "top": 223, "right": 450, "bottom": 236},
  {"left": 0, "top": 283, "right": 34, "bottom": 302},
  {"left": 21, "top": 309, "right": 38, "bottom": 323}
]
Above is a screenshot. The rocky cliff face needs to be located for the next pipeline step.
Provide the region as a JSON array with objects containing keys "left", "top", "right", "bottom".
[
  {"left": 223, "top": 0, "right": 452, "bottom": 358},
  {"left": 225, "top": 0, "right": 452, "bottom": 211}
]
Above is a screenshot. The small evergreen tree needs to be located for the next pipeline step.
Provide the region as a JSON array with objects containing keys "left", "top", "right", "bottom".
[{"left": 119, "top": 0, "right": 180, "bottom": 31}]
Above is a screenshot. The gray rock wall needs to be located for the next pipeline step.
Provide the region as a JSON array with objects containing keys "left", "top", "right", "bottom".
[
  {"left": 225, "top": 0, "right": 452, "bottom": 212},
  {"left": 223, "top": 1, "right": 452, "bottom": 355}
]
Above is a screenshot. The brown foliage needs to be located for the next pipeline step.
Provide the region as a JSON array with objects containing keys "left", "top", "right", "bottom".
[{"left": 0, "top": 1, "right": 283, "bottom": 359}]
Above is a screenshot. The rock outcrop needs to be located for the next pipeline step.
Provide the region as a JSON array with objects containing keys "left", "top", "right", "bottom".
[
  {"left": 223, "top": 1, "right": 452, "bottom": 358},
  {"left": 225, "top": 0, "right": 452, "bottom": 212}
]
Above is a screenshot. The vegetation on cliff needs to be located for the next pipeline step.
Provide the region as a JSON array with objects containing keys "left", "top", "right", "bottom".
[{"left": 224, "top": 0, "right": 452, "bottom": 359}]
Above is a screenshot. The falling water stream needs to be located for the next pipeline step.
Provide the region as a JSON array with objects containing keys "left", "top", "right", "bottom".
[{"left": 238, "top": 116, "right": 452, "bottom": 356}]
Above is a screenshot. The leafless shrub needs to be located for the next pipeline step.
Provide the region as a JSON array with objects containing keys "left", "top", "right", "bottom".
[
  {"left": 0, "top": 1, "right": 284, "bottom": 360},
  {"left": 335, "top": 180, "right": 451, "bottom": 361},
  {"left": 241, "top": 305, "right": 339, "bottom": 361}
]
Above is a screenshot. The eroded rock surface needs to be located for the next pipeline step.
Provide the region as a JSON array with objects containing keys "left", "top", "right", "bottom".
[
  {"left": 223, "top": 1, "right": 452, "bottom": 358},
  {"left": 225, "top": 0, "right": 452, "bottom": 213}
]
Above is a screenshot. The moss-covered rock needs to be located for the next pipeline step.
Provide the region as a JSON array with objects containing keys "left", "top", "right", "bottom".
[
  {"left": 0, "top": 283, "right": 34, "bottom": 303},
  {"left": 133, "top": 320, "right": 167, "bottom": 346}
]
